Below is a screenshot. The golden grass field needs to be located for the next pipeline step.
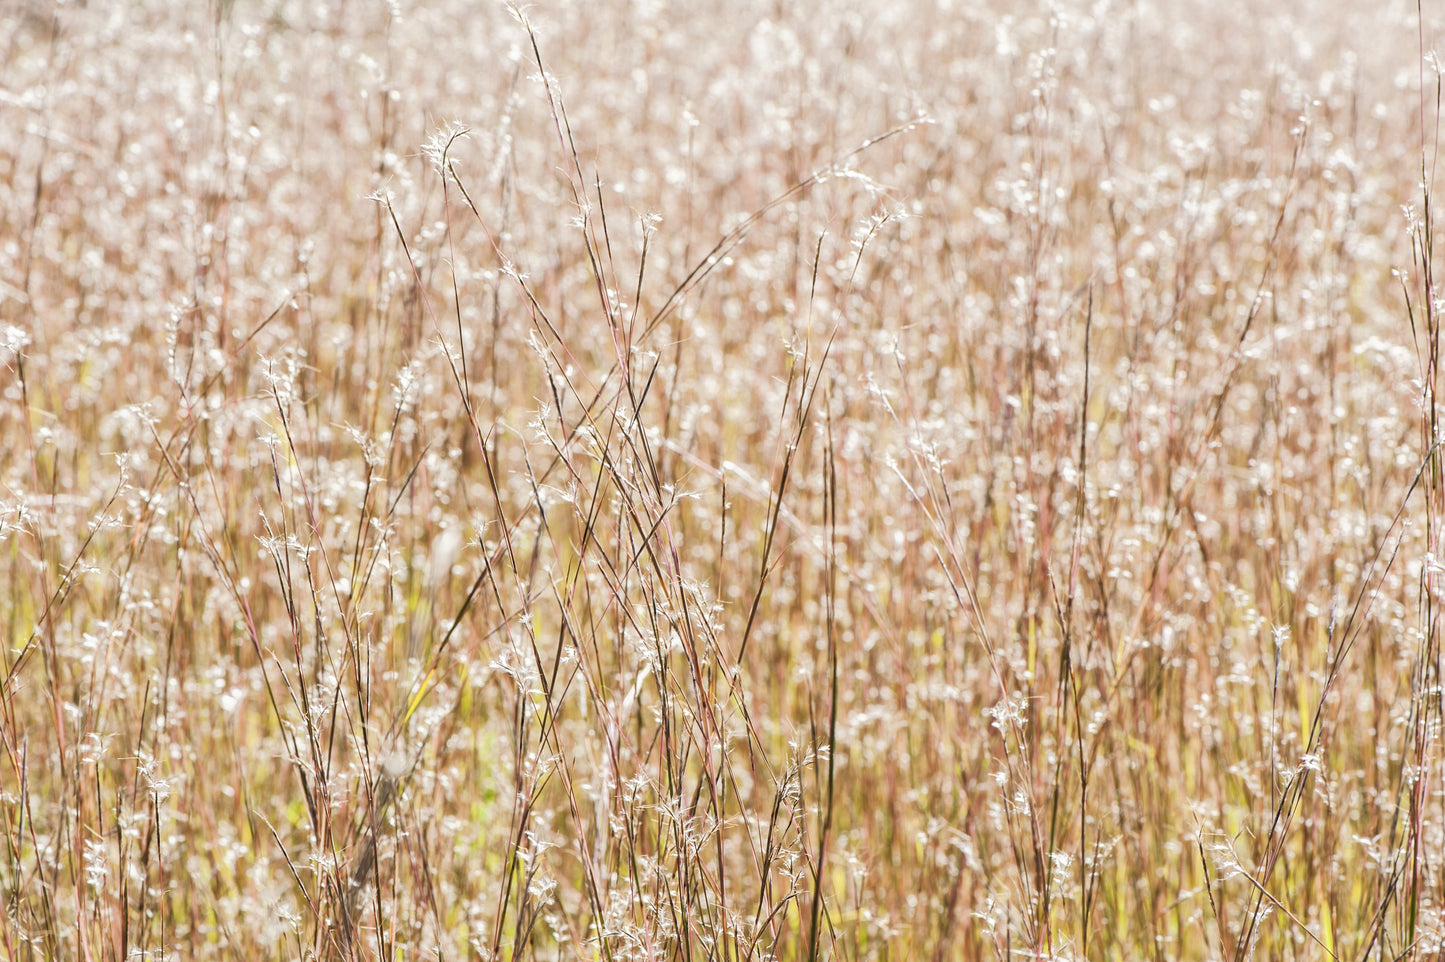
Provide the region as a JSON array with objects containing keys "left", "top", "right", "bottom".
[{"left": 3, "top": 0, "right": 1445, "bottom": 958}]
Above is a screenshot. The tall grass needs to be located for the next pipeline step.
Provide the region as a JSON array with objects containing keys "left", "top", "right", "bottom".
[{"left": 2, "top": 0, "right": 1444, "bottom": 959}]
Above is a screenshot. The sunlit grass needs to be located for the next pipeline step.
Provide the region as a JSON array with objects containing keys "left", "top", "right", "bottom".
[{"left": 2, "top": 1, "right": 1444, "bottom": 959}]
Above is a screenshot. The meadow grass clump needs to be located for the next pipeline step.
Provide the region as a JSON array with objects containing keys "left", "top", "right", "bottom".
[{"left": 2, "top": 0, "right": 1445, "bottom": 959}]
